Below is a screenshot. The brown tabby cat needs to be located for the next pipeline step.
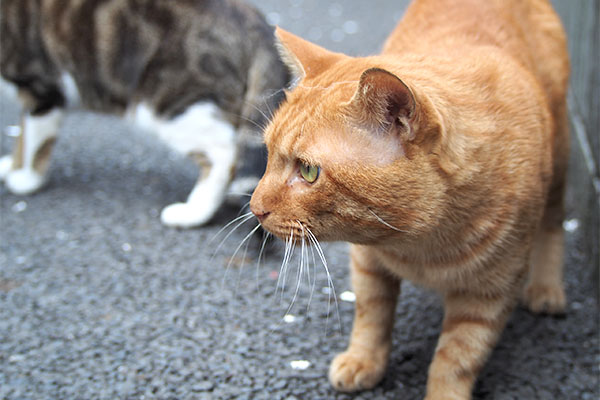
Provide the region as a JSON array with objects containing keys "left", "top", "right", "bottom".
[
  {"left": 249, "top": 0, "right": 570, "bottom": 398},
  {"left": 0, "top": 0, "right": 289, "bottom": 228}
]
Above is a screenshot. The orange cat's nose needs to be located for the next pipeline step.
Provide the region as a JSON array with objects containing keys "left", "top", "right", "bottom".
[{"left": 250, "top": 203, "right": 270, "bottom": 223}]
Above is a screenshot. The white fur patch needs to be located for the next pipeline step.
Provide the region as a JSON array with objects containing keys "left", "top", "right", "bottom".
[
  {"left": 127, "top": 102, "right": 238, "bottom": 227},
  {"left": 22, "top": 109, "right": 63, "bottom": 168},
  {"left": 5, "top": 168, "right": 46, "bottom": 195},
  {"left": 127, "top": 102, "right": 236, "bottom": 154},
  {"left": 1, "top": 109, "right": 63, "bottom": 195}
]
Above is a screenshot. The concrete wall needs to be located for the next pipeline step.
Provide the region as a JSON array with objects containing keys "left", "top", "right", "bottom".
[{"left": 552, "top": 0, "right": 600, "bottom": 298}]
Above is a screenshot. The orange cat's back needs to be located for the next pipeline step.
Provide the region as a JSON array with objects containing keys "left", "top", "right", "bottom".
[
  {"left": 384, "top": 0, "right": 568, "bottom": 109},
  {"left": 385, "top": 0, "right": 570, "bottom": 223}
]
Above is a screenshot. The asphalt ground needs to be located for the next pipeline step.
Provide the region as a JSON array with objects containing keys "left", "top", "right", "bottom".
[{"left": 0, "top": 1, "right": 598, "bottom": 399}]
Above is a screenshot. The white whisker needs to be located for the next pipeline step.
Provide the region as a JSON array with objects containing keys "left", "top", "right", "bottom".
[
  {"left": 275, "top": 228, "right": 295, "bottom": 301},
  {"left": 306, "top": 238, "right": 318, "bottom": 314},
  {"left": 221, "top": 223, "right": 262, "bottom": 286},
  {"left": 228, "top": 192, "right": 254, "bottom": 198},
  {"left": 368, "top": 208, "right": 408, "bottom": 233},
  {"left": 255, "top": 231, "right": 271, "bottom": 296},
  {"left": 208, "top": 211, "right": 254, "bottom": 246},
  {"left": 283, "top": 228, "right": 304, "bottom": 318},
  {"left": 305, "top": 226, "right": 342, "bottom": 335}
]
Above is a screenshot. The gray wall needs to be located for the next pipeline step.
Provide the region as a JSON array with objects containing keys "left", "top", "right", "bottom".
[{"left": 552, "top": 0, "right": 600, "bottom": 293}]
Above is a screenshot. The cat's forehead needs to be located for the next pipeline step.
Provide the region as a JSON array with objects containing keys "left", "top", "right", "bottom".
[
  {"left": 265, "top": 101, "right": 400, "bottom": 168},
  {"left": 265, "top": 79, "right": 355, "bottom": 146}
]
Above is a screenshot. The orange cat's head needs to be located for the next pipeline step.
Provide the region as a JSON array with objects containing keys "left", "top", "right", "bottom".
[{"left": 250, "top": 28, "right": 445, "bottom": 245}]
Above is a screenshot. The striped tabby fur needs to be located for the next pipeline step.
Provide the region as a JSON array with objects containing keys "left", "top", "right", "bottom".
[{"left": 0, "top": 0, "right": 289, "bottom": 227}]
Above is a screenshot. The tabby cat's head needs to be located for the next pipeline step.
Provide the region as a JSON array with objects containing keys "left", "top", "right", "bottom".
[{"left": 250, "top": 28, "right": 444, "bottom": 245}]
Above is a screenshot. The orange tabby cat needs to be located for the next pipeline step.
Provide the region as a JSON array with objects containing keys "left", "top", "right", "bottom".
[{"left": 249, "top": 0, "right": 569, "bottom": 398}]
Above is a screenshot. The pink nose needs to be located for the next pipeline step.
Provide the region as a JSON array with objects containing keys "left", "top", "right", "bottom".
[{"left": 250, "top": 204, "right": 270, "bottom": 223}]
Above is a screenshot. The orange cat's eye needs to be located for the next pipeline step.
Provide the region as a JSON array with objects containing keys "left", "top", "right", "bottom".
[{"left": 299, "top": 162, "right": 320, "bottom": 183}]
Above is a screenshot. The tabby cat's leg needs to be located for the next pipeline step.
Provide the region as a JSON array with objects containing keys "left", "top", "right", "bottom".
[
  {"left": 425, "top": 289, "right": 517, "bottom": 400},
  {"left": 329, "top": 245, "right": 400, "bottom": 392},
  {"left": 153, "top": 102, "right": 237, "bottom": 228},
  {"left": 161, "top": 144, "right": 236, "bottom": 228},
  {"left": 0, "top": 108, "right": 63, "bottom": 194}
]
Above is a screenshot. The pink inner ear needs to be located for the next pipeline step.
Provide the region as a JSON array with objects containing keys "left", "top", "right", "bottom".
[
  {"left": 350, "top": 68, "right": 416, "bottom": 138},
  {"left": 360, "top": 68, "right": 415, "bottom": 118}
]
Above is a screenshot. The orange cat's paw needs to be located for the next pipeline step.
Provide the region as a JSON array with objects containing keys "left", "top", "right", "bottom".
[
  {"left": 523, "top": 283, "right": 566, "bottom": 314},
  {"left": 329, "top": 351, "right": 386, "bottom": 392}
]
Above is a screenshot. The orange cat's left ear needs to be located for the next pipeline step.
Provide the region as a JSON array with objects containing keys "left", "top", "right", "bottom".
[
  {"left": 348, "top": 68, "right": 416, "bottom": 140},
  {"left": 275, "top": 27, "right": 345, "bottom": 82}
]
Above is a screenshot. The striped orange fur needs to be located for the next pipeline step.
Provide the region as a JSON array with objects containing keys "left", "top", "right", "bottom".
[{"left": 249, "top": 0, "right": 569, "bottom": 398}]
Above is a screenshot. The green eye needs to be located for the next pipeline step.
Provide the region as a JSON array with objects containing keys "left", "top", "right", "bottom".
[{"left": 299, "top": 162, "right": 320, "bottom": 183}]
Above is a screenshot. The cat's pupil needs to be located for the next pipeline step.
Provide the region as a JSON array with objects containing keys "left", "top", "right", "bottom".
[{"left": 300, "top": 163, "right": 319, "bottom": 183}]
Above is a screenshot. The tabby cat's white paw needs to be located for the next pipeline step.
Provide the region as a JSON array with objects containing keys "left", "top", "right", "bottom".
[
  {"left": 0, "top": 155, "right": 13, "bottom": 180},
  {"left": 5, "top": 169, "right": 46, "bottom": 195},
  {"left": 160, "top": 202, "right": 214, "bottom": 228},
  {"left": 329, "top": 350, "right": 387, "bottom": 392}
]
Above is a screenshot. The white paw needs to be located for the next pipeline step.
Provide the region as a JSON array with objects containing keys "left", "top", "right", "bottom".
[
  {"left": 5, "top": 169, "right": 46, "bottom": 195},
  {"left": 0, "top": 155, "right": 13, "bottom": 180},
  {"left": 160, "top": 201, "right": 215, "bottom": 228}
]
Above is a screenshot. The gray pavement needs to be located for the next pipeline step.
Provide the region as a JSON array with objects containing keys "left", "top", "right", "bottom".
[{"left": 1, "top": 1, "right": 598, "bottom": 399}]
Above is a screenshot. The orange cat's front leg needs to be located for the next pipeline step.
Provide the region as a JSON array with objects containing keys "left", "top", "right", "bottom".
[
  {"left": 425, "top": 289, "right": 517, "bottom": 400},
  {"left": 329, "top": 245, "right": 400, "bottom": 392}
]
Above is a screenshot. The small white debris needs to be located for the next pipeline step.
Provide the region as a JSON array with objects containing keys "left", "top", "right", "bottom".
[
  {"left": 290, "top": 360, "right": 311, "bottom": 370},
  {"left": 563, "top": 219, "right": 579, "bottom": 233},
  {"left": 283, "top": 314, "right": 296, "bottom": 323},
  {"left": 16, "top": 256, "right": 26, "bottom": 265},
  {"left": 122, "top": 243, "right": 132, "bottom": 252},
  {"left": 321, "top": 287, "right": 332, "bottom": 295},
  {"left": 9, "top": 354, "right": 25, "bottom": 363},
  {"left": 11, "top": 200, "right": 27, "bottom": 213},
  {"left": 56, "top": 230, "right": 68, "bottom": 241},
  {"left": 343, "top": 20, "right": 359, "bottom": 35},
  {"left": 4, "top": 125, "right": 21, "bottom": 137},
  {"left": 340, "top": 291, "right": 356, "bottom": 302}
]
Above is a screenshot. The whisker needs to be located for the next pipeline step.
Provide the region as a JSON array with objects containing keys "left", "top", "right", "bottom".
[
  {"left": 306, "top": 237, "right": 318, "bottom": 314},
  {"left": 243, "top": 100, "right": 271, "bottom": 125},
  {"left": 368, "top": 208, "right": 409, "bottom": 233},
  {"left": 275, "top": 228, "right": 294, "bottom": 302},
  {"left": 208, "top": 211, "right": 254, "bottom": 246},
  {"left": 227, "top": 192, "right": 254, "bottom": 198},
  {"left": 282, "top": 228, "right": 304, "bottom": 318},
  {"left": 255, "top": 231, "right": 271, "bottom": 296},
  {"left": 221, "top": 109, "right": 268, "bottom": 132},
  {"left": 237, "top": 201, "right": 251, "bottom": 216},
  {"left": 305, "top": 226, "right": 342, "bottom": 336},
  {"left": 234, "top": 222, "right": 256, "bottom": 292},
  {"left": 221, "top": 223, "right": 262, "bottom": 287}
]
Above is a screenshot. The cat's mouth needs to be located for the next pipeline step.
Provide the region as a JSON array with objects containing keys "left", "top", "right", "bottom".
[{"left": 262, "top": 220, "right": 317, "bottom": 244}]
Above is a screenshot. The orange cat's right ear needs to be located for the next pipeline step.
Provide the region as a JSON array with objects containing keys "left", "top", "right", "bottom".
[
  {"left": 275, "top": 27, "right": 345, "bottom": 83},
  {"left": 348, "top": 68, "right": 417, "bottom": 140}
]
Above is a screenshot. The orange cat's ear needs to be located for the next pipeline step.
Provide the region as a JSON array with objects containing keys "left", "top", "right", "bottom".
[
  {"left": 275, "top": 27, "right": 345, "bottom": 82},
  {"left": 348, "top": 68, "right": 416, "bottom": 140}
]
